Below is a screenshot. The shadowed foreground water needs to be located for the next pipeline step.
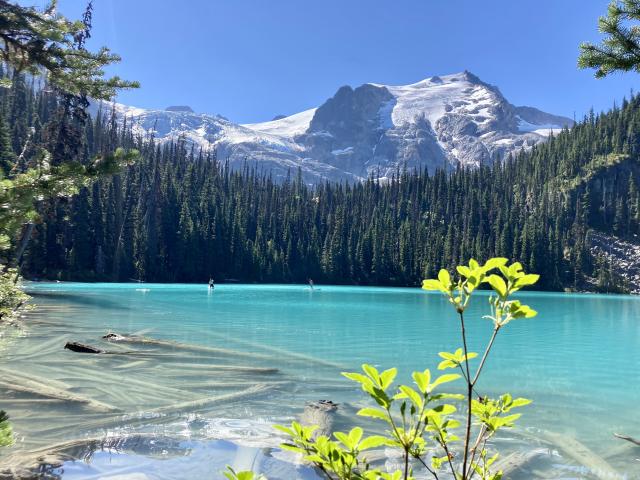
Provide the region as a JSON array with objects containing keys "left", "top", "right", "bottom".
[{"left": 0, "top": 283, "right": 638, "bottom": 479}]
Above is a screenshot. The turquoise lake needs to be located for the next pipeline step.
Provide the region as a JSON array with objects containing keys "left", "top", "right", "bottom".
[{"left": 0, "top": 283, "right": 638, "bottom": 479}]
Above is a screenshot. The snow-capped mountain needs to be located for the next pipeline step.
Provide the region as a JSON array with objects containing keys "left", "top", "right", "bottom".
[{"left": 102, "top": 71, "right": 573, "bottom": 183}]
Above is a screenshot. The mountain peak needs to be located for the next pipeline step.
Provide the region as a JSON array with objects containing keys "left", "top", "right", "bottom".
[
  {"left": 460, "top": 70, "right": 482, "bottom": 83},
  {"left": 370, "top": 71, "right": 485, "bottom": 90},
  {"left": 104, "top": 73, "right": 573, "bottom": 183}
]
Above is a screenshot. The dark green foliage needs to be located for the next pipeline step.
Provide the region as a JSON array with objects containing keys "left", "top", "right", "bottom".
[
  {"left": 0, "top": 1, "right": 138, "bottom": 262},
  {"left": 0, "top": 410, "right": 12, "bottom": 447},
  {"left": 579, "top": 0, "right": 640, "bottom": 78},
  {"left": 0, "top": 114, "right": 14, "bottom": 174},
  {"left": 16, "top": 91, "right": 640, "bottom": 292},
  {"left": 0, "top": 0, "right": 138, "bottom": 97}
]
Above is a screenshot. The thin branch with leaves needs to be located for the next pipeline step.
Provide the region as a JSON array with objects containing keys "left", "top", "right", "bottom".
[{"left": 226, "top": 258, "right": 540, "bottom": 480}]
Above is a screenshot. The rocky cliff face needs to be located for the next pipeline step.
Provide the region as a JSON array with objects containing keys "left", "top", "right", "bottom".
[
  {"left": 100, "top": 71, "right": 573, "bottom": 183},
  {"left": 588, "top": 231, "right": 640, "bottom": 293}
]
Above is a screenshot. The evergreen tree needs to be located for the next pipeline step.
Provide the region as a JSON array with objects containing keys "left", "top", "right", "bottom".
[
  {"left": 0, "top": 0, "right": 139, "bottom": 270},
  {"left": 0, "top": 114, "right": 14, "bottom": 175},
  {"left": 579, "top": 0, "right": 640, "bottom": 78}
]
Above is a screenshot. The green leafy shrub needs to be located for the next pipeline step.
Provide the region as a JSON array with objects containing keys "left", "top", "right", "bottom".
[
  {"left": 0, "top": 410, "right": 13, "bottom": 448},
  {"left": 227, "top": 258, "right": 539, "bottom": 480},
  {"left": 0, "top": 267, "right": 30, "bottom": 321}
]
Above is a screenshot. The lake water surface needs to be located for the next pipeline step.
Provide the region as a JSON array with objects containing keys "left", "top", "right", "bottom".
[{"left": 0, "top": 283, "right": 638, "bottom": 479}]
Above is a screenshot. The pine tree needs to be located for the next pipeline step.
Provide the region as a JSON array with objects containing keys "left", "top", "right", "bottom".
[
  {"left": 0, "top": 0, "right": 139, "bottom": 271},
  {"left": 0, "top": 115, "right": 14, "bottom": 175},
  {"left": 579, "top": 0, "right": 640, "bottom": 78}
]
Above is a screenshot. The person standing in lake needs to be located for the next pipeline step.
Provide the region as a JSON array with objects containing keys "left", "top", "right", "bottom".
[
  {"left": 308, "top": 278, "right": 314, "bottom": 290},
  {"left": 208, "top": 277, "right": 214, "bottom": 290}
]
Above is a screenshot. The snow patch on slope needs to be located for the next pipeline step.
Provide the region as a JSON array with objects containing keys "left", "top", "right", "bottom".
[
  {"left": 243, "top": 108, "right": 316, "bottom": 137},
  {"left": 372, "top": 73, "right": 497, "bottom": 130},
  {"left": 517, "top": 117, "right": 563, "bottom": 137}
]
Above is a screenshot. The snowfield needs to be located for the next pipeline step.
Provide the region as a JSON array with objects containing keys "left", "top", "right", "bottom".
[{"left": 243, "top": 108, "right": 316, "bottom": 137}]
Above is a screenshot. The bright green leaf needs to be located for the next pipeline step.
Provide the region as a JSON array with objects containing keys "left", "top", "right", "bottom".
[{"left": 487, "top": 274, "right": 507, "bottom": 297}]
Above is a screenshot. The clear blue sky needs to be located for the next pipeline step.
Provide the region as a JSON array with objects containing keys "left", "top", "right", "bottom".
[{"left": 40, "top": 0, "right": 640, "bottom": 123}]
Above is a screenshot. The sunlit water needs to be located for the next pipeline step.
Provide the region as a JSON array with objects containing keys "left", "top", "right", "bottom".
[{"left": 0, "top": 283, "right": 638, "bottom": 479}]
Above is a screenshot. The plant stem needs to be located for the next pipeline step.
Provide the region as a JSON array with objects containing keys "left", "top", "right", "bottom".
[
  {"left": 437, "top": 435, "right": 457, "bottom": 480},
  {"left": 458, "top": 310, "right": 472, "bottom": 480},
  {"left": 467, "top": 435, "right": 490, "bottom": 480},
  {"left": 403, "top": 447, "right": 409, "bottom": 480},
  {"left": 471, "top": 326, "right": 500, "bottom": 386},
  {"left": 414, "top": 454, "right": 440, "bottom": 480},
  {"left": 457, "top": 364, "right": 483, "bottom": 398},
  {"left": 385, "top": 405, "right": 411, "bottom": 480},
  {"left": 302, "top": 443, "right": 334, "bottom": 480},
  {"left": 465, "top": 425, "right": 487, "bottom": 480}
]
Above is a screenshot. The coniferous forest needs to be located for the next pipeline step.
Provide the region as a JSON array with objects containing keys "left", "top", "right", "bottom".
[{"left": 1, "top": 72, "right": 638, "bottom": 292}]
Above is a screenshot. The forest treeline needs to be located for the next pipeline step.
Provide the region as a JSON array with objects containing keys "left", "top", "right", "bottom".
[{"left": 1, "top": 71, "right": 638, "bottom": 291}]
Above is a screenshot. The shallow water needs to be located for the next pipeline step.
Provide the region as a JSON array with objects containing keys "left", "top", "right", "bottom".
[{"left": 0, "top": 283, "right": 638, "bottom": 479}]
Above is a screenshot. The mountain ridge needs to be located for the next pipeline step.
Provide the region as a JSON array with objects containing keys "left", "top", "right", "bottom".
[{"left": 98, "top": 71, "right": 573, "bottom": 183}]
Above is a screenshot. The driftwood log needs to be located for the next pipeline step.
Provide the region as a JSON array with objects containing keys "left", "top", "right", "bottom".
[
  {"left": 64, "top": 342, "right": 103, "bottom": 354},
  {"left": 63, "top": 341, "right": 168, "bottom": 357}
]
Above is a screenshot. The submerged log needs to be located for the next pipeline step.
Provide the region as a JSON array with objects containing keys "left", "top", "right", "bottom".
[
  {"left": 145, "top": 383, "right": 276, "bottom": 415},
  {"left": 538, "top": 430, "right": 619, "bottom": 479},
  {"left": 9, "top": 335, "right": 70, "bottom": 361},
  {"left": 175, "top": 379, "right": 290, "bottom": 389},
  {"left": 0, "top": 373, "right": 119, "bottom": 413},
  {"left": 0, "top": 366, "right": 72, "bottom": 391},
  {"left": 492, "top": 448, "right": 548, "bottom": 476},
  {"left": 113, "top": 359, "right": 149, "bottom": 369},
  {"left": 0, "top": 398, "right": 64, "bottom": 405},
  {"left": 614, "top": 433, "right": 640, "bottom": 447},
  {"left": 157, "top": 362, "right": 279, "bottom": 375},
  {"left": 106, "top": 332, "right": 347, "bottom": 371},
  {"left": 102, "top": 332, "right": 274, "bottom": 361},
  {"left": 0, "top": 433, "right": 188, "bottom": 475},
  {"left": 64, "top": 342, "right": 104, "bottom": 354},
  {"left": 200, "top": 329, "right": 348, "bottom": 370},
  {"left": 54, "top": 365, "right": 198, "bottom": 401}
]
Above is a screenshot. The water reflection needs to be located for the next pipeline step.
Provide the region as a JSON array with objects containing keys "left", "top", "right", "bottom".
[{"left": 1, "top": 434, "right": 324, "bottom": 480}]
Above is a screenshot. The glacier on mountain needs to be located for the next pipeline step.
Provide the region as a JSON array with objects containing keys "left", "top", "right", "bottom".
[{"left": 97, "top": 71, "right": 573, "bottom": 183}]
